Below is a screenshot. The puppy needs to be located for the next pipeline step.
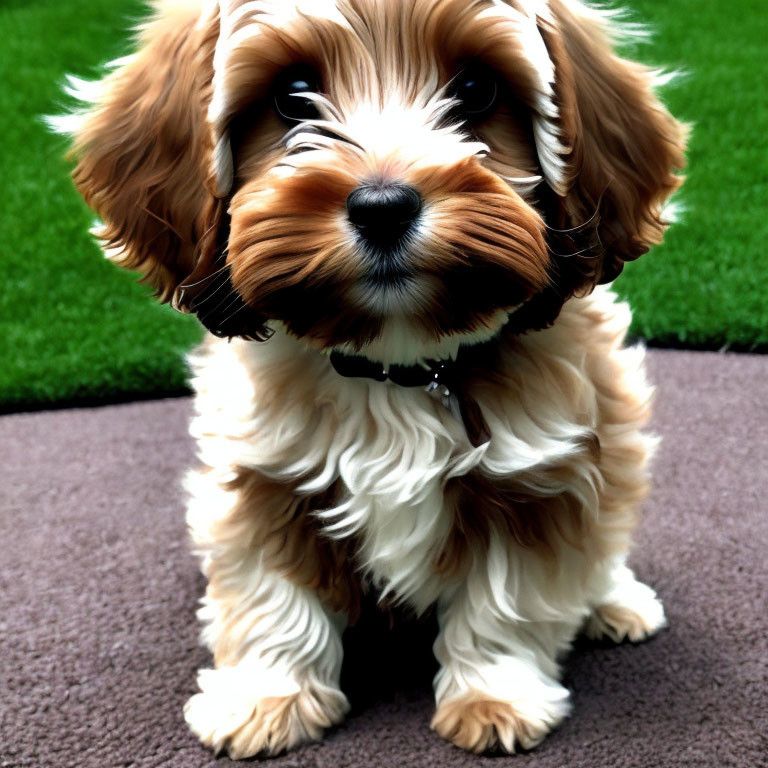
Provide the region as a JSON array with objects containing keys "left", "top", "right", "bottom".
[{"left": 59, "top": 0, "right": 685, "bottom": 758}]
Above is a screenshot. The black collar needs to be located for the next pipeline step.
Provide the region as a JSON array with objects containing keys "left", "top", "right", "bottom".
[
  {"left": 329, "top": 350, "right": 460, "bottom": 391},
  {"left": 328, "top": 342, "right": 498, "bottom": 447}
]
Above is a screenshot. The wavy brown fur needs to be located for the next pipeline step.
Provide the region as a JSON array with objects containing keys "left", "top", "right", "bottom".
[
  {"left": 220, "top": 469, "right": 361, "bottom": 621},
  {"left": 545, "top": 0, "right": 687, "bottom": 280},
  {"left": 435, "top": 294, "right": 653, "bottom": 580},
  {"left": 69, "top": 1, "right": 218, "bottom": 301}
]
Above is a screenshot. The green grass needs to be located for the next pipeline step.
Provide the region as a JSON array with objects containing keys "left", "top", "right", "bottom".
[
  {"left": 0, "top": 0, "right": 202, "bottom": 411},
  {"left": 613, "top": 0, "right": 768, "bottom": 350},
  {"left": 0, "top": 0, "right": 765, "bottom": 410}
]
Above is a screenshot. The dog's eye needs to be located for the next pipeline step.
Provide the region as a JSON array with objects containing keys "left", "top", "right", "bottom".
[
  {"left": 450, "top": 64, "right": 499, "bottom": 121},
  {"left": 273, "top": 65, "right": 322, "bottom": 123}
]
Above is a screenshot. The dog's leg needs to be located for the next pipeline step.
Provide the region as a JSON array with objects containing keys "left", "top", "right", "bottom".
[
  {"left": 183, "top": 468, "right": 349, "bottom": 758},
  {"left": 585, "top": 556, "right": 666, "bottom": 644},
  {"left": 430, "top": 548, "right": 574, "bottom": 754}
]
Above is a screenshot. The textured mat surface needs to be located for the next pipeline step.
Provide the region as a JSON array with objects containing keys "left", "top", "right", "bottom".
[{"left": 1, "top": 349, "right": 766, "bottom": 767}]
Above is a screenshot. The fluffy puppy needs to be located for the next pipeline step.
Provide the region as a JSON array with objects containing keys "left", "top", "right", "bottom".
[{"left": 58, "top": 0, "right": 685, "bottom": 758}]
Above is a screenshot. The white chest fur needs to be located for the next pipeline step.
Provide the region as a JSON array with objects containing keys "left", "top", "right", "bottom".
[
  {"left": 187, "top": 288, "right": 647, "bottom": 617},
  {"left": 189, "top": 327, "right": 483, "bottom": 610}
]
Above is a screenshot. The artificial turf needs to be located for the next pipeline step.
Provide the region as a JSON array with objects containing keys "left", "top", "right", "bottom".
[
  {"left": 0, "top": 0, "right": 765, "bottom": 410},
  {"left": 613, "top": 0, "right": 768, "bottom": 351},
  {"left": 0, "top": 0, "right": 201, "bottom": 412}
]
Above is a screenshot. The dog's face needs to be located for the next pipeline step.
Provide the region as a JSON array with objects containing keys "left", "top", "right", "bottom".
[
  {"left": 68, "top": 0, "right": 685, "bottom": 352},
  {"left": 218, "top": 0, "right": 555, "bottom": 347}
]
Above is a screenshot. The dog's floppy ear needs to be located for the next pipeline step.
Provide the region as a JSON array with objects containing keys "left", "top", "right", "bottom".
[
  {"left": 65, "top": 1, "right": 220, "bottom": 302},
  {"left": 541, "top": 0, "right": 687, "bottom": 284}
]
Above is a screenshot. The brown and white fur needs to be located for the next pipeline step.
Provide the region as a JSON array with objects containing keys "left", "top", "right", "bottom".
[{"left": 55, "top": 0, "right": 686, "bottom": 758}]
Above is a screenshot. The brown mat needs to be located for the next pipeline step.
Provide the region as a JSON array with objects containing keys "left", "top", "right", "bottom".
[{"left": 1, "top": 349, "right": 766, "bottom": 767}]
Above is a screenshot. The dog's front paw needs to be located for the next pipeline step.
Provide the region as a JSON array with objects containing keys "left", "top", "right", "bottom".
[
  {"left": 586, "top": 579, "right": 667, "bottom": 643},
  {"left": 431, "top": 690, "right": 568, "bottom": 754},
  {"left": 184, "top": 667, "right": 349, "bottom": 759}
]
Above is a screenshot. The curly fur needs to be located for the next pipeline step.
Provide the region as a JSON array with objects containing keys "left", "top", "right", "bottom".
[{"left": 57, "top": 0, "right": 685, "bottom": 758}]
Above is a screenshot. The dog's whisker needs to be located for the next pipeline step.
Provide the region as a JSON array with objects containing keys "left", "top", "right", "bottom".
[
  {"left": 191, "top": 286, "right": 239, "bottom": 315},
  {"left": 543, "top": 207, "right": 600, "bottom": 233},
  {"left": 545, "top": 184, "right": 611, "bottom": 235},
  {"left": 215, "top": 297, "right": 249, "bottom": 324},
  {"left": 203, "top": 291, "right": 245, "bottom": 320},
  {"left": 548, "top": 246, "right": 597, "bottom": 259},
  {"left": 189, "top": 275, "right": 239, "bottom": 312},
  {"left": 178, "top": 262, "right": 231, "bottom": 291},
  {"left": 206, "top": 299, "right": 251, "bottom": 333}
]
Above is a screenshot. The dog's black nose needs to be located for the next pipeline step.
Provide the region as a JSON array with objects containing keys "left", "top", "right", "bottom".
[{"left": 346, "top": 183, "right": 422, "bottom": 247}]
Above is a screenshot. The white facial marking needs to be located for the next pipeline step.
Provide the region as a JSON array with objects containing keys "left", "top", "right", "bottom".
[{"left": 208, "top": 0, "right": 569, "bottom": 196}]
